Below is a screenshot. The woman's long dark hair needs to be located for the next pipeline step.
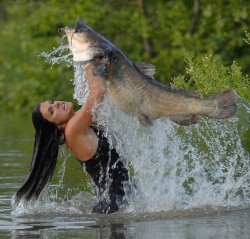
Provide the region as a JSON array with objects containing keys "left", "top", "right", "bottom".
[{"left": 14, "top": 104, "right": 65, "bottom": 202}]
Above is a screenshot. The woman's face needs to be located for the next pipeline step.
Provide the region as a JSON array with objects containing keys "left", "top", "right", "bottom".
[{"left": 40, "top": 100, "right": 75, "bottom": 127}]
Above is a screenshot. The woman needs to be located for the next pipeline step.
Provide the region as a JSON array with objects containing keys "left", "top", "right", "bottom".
[{"left": 14, "top": 63, "right": 129, "bottom": 214}]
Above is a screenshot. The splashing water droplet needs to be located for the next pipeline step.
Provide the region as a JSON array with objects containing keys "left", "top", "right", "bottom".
[{"left": 36, "top": 45, "right": 250, "bottom": 214}]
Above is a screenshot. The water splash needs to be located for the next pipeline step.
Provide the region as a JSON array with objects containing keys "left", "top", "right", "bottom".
[
  {"left": 34, "top": 46, "right": 250, "bottom": 214},
  {"left": 39, "top": 44, "right": 73, "bottom": 67},
  {"left": 72, "top": 60, "right": 250, "bottom": 213},
  {"left": 48, "top": 146, "right": 72, "bottom": 203}
]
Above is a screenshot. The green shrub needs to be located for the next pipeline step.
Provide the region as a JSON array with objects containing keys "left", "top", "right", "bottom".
[{"left": 171, "top": 53, "right": 250, "bottom": 102}]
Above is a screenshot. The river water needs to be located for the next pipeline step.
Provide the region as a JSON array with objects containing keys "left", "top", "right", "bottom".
[{"left": 1, "top": 97, "right": 250, "bottom": 238}]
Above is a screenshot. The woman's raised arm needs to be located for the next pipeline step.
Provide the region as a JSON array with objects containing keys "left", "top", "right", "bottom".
[
  {"left": 67, "top": 63, "right": 106, "bottom": 132},
  {"left": 64, "top": 63, "right": 106, "bottom": 160}
]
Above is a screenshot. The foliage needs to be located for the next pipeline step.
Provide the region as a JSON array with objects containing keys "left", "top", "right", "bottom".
[
  {"left": 0, "top": 0, "right": 249, "bottom": 112},
  {"left": 244, "top": 31, "right": 250, "bottom": 45},
  {"left": 172, "top": 53, "right": 250, "bottom": 101}
]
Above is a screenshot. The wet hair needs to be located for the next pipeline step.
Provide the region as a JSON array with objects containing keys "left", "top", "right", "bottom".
[{"left": 15, "top": 103, "right": 65, "bottom": 202}]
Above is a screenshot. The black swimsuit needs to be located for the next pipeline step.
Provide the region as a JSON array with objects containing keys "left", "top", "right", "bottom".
[{"left": 79, "top": 125, "right": 129, "bottom": 214}]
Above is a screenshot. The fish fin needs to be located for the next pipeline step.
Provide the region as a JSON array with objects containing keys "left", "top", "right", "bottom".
[
  {"left": 134, "top": 62, "right": 156, "bottom": 79},
  {"left": 169, "top": 115, "right": 200, "bottom": 126},
  {"left": 138, "top": 115, "right": 153, "bottom": 127},
  {"left": 207, "top": 89, "right": 237, "bottom": 119},
  {"left": 91, "top": 49, "right": 113, "bottom": 78},
  {"left": 87, "top": 56, "right": 107, "bottom": 78}
]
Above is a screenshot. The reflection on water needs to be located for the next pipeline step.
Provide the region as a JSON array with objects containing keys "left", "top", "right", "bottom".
[{"left": 2, "top": 210, "right": 250, "bottom": 239}]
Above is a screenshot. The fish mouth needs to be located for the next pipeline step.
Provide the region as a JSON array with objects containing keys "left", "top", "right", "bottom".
[
  {"left": 60, "top": 20, "right": 111, "bottom": 62},
  {"left": 59, "top": 24, "right": 88, "bottom": 46},
  {"left": 58, "top": 20, "right": 89, "bottom": 36},
  {"left": 58, "top": 27, "right": 75, "bottom": 47},
  {"left": 58, "top": 27, "right": 74, "bottom": 36}
]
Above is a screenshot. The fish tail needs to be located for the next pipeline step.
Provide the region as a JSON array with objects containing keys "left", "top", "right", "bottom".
[{"left": 207, "top": 89, "right": 237, "bottom": 119}]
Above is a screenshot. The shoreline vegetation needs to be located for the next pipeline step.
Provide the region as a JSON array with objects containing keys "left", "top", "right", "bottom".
[{"left": 0, "top": 0, "right": 249, "bottom": 113}]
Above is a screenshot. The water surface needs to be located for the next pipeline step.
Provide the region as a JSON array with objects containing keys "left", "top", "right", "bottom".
[{"left": 0, "top": 111, "right": 250, "bottom": 239}]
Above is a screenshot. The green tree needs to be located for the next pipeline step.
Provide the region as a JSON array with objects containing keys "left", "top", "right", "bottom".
[{"left": 0, "top": 0, "right": 249, "bottom": 112}]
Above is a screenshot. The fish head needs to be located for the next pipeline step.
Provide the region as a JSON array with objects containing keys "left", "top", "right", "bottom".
[{"left": 60, "top": 20, "right": 113, "bottom": 62}]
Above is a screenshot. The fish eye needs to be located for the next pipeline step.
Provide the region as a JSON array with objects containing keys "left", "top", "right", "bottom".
[
  {"left": 74, "top": 26, "right": 87, "bottom": 34},
  {"left": 75, "top": 25, "right": 81, "bottom": 33}
]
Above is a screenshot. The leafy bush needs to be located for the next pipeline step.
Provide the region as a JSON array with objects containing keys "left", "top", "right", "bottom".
[{"left": 172, "top": 53, "right": 250, "bottom": 101}]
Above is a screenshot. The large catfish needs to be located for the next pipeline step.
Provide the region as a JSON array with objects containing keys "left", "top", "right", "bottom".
[{"left": 61, "top": 20, "right": 237, "bottom": 126}]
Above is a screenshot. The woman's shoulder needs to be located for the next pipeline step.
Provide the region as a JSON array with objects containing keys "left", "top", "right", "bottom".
[{"left": 65, "top": 125, "right": 99, "bottom": 161}]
